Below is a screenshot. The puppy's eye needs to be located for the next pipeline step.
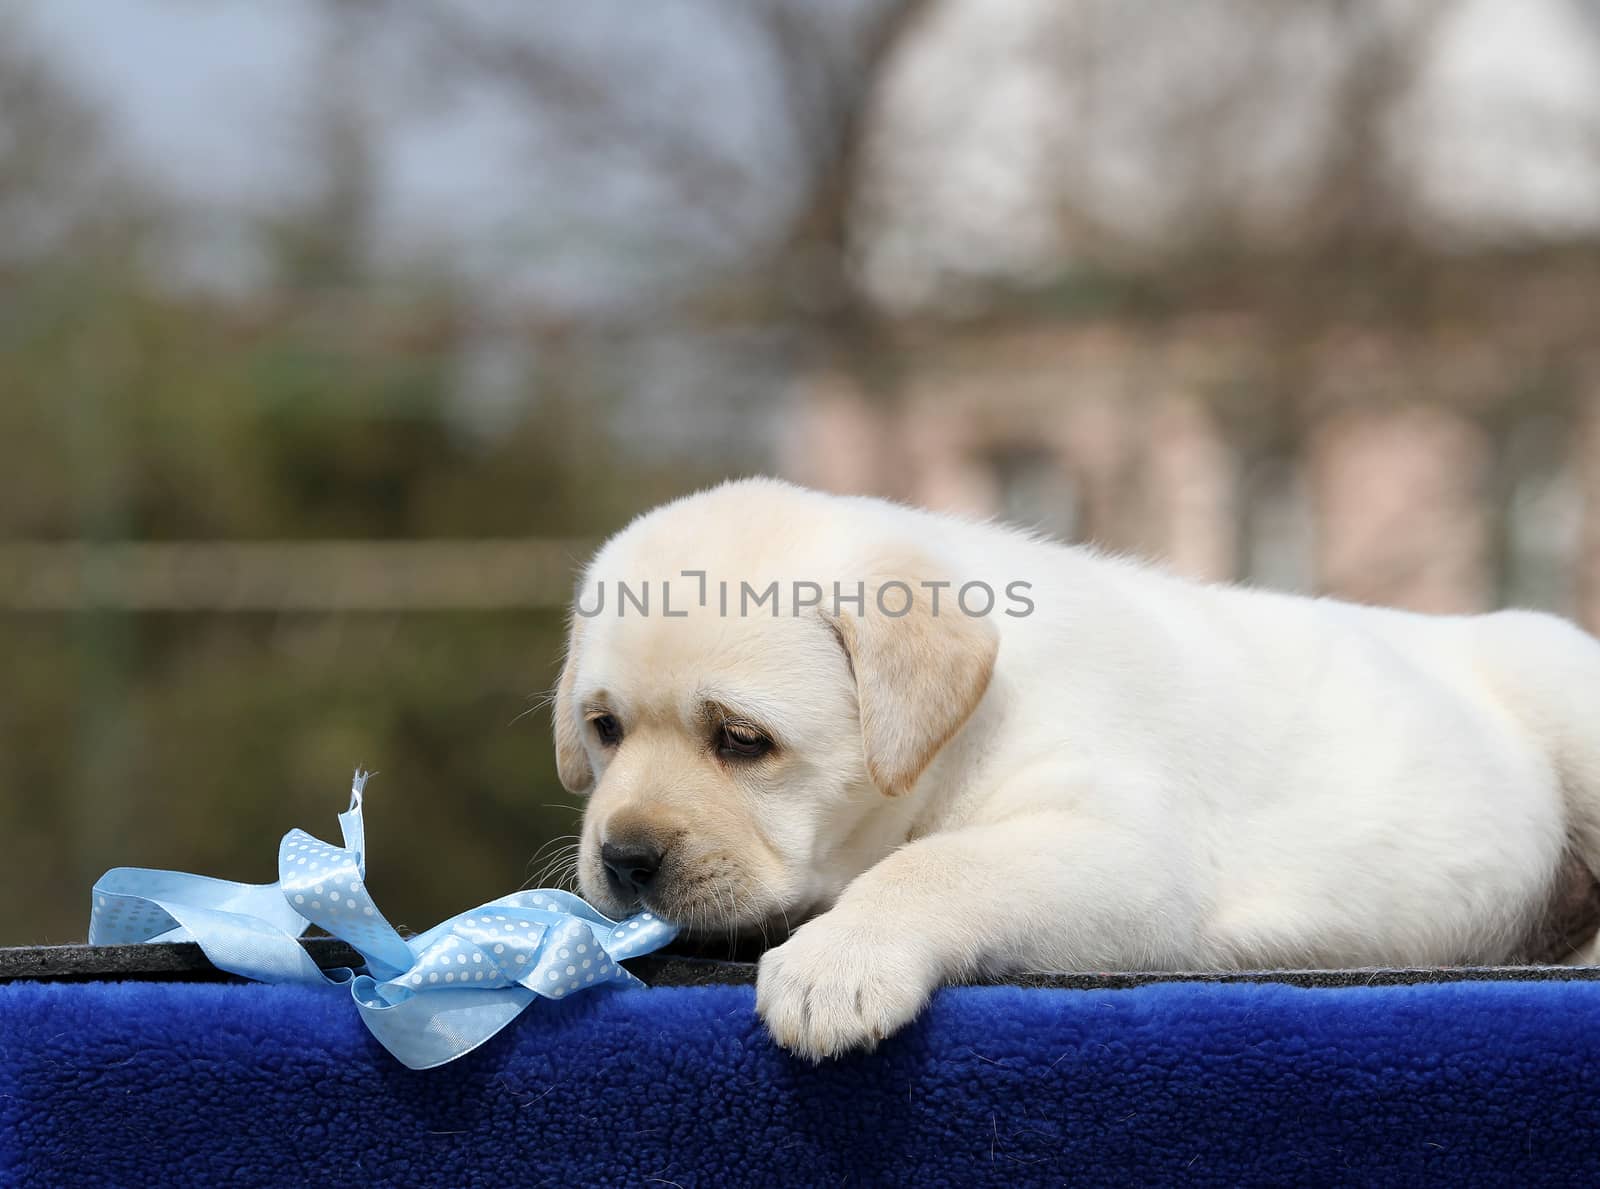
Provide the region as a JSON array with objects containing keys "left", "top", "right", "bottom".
[
  {"left": 590, "top": 714, "right": 623, "bottom": 747},
  {"left": 716, "top": 722, "right": 773, "bottom": 760}
]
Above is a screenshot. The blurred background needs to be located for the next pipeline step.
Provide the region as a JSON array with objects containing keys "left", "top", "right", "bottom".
[{"left": 4, "top": 0, "right": 1600, "bottom": 945}]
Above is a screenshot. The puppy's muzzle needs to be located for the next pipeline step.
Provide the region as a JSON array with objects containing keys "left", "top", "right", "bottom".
[{"left": 600, "top": 840, "right": 666, "bottom": 898}]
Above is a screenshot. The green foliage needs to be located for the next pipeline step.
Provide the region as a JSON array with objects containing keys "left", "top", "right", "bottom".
[
  {"left": 0, "top": 610, "right": 575, "bottom": 944},
  {"left": 0, "top": 248, "right": 721, "bottom": 945}
]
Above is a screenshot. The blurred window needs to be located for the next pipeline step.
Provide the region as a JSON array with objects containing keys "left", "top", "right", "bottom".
[
  {"left": 988, "top": 444, "right": 1079, "bottom": 539},
  {"left": 1502, "top": 415, "right": 1579, "bottom": 615},
  {"left": 1243, "top": 455, "right": 1315, "bottom": 593}
]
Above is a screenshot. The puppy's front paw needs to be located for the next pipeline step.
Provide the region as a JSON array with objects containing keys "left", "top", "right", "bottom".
[{"left": 756, "top": 912, "right": 936, "bottom": 1060}]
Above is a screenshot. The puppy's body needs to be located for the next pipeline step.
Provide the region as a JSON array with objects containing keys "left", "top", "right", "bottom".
[
  {"left": 555, "top": 479, "right": 1600, "bottom": 1057},
  {"left": 913, "top": 511, "right": 1586, "bottom": 969}
]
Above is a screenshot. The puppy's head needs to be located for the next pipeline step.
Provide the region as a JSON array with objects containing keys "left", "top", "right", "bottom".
[{"left": 551, "top": 480, "right": 997, "bottom": 937}]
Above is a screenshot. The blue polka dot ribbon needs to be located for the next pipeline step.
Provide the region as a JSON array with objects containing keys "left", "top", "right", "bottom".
[{"left": 88, "top": 771, "right": 677, "bottom": 1069}]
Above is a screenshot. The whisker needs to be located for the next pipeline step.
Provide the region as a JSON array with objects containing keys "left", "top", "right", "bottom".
[
  {"left": 748, "top": 884, "right": 772, "bottom": 953},
  {"left": 546, "top": 851, "right": 581, "bottom": 890},
  {"left": 524, "top": 840, "right": 582, "bottom": 890},
  {"left": 745, "top": 871, "right": 792, "bottom": 946},
  {"left": 525, "top": 857, "right": 575, "bottom": 889},
  {"left": 526, "top": 834, "right": 578, "bottom": 869},
  {"left": 508, "top": 690, "right": 558, "bottom": 728},
  {"left": 553, "top": 855, "right": 581, "bottom": 893}
]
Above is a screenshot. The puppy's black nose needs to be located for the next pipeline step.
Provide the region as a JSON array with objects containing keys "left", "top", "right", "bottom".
[{"left": 601, "top": 841, "right": 663, "bottom": 896}]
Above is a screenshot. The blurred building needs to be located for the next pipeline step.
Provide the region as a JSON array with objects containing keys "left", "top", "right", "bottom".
[
  {"left": 784, "top": 0, "right": 1600, "bottom": 625},
  {"left": 785, "top": 278, "right": 1600, "bottom": 621}
]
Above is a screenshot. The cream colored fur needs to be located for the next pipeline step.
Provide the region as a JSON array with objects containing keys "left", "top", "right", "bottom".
[{"left": 554, "top": 478, "right": 1600, "bottom": 1059}]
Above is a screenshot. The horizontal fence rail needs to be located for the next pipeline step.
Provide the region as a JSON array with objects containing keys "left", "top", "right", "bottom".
[{"left": 0, "top": 540, "right": 596, "bottom": 611}]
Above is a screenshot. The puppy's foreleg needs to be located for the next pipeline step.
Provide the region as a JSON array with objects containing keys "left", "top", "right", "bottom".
[{"left": 755, "top": 813, "right": 1195, "bottom": 1059}]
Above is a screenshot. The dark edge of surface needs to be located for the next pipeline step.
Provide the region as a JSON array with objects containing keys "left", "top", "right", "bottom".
[{"left": 4, "top": 941, "right": 1600, "bottom": 990}]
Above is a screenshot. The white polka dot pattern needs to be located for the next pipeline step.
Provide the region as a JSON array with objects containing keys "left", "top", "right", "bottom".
[{"left": 86, "top": 769, "right": 680, "bottom": 1069}]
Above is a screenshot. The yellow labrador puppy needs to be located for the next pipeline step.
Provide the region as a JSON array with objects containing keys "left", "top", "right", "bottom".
[{"left": 554, "top": 477, "right": 1600, "bottom": 1059}]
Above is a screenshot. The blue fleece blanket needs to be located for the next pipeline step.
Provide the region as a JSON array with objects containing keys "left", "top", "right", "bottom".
[{"left": 4, "top": 977, "right": 1599, "bottom": 1185}]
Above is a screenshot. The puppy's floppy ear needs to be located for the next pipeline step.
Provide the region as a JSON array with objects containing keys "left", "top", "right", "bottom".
[
  {"left": 552, "top": 614, "right": 593, "bottom": 794},
  {"left": 826, "top": 564, "right": 998, "bottom": 796}
]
